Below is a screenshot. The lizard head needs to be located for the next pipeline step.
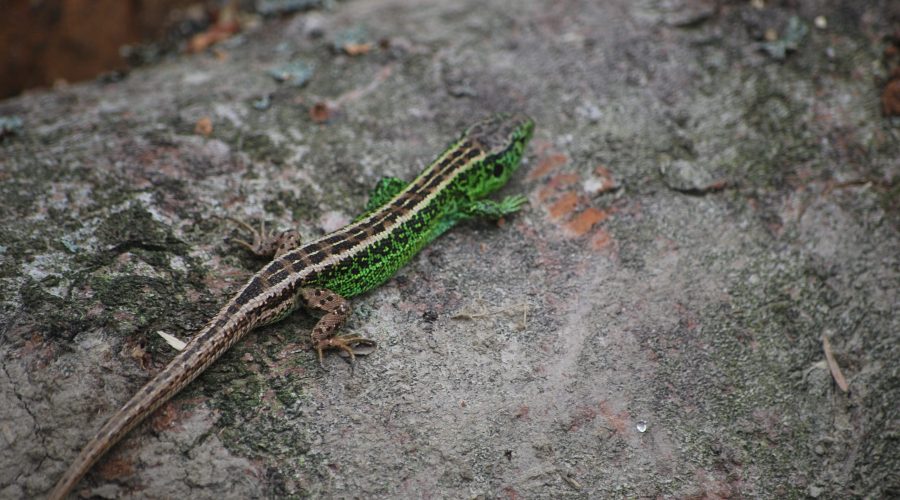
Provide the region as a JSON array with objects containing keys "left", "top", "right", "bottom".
[{"left": 458, "top": 113, "right": 534, "bottom": 198}]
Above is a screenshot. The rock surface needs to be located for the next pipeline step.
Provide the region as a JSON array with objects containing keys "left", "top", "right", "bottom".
[{"left": 1, "top": 0, "right": 898, "bottom": 498}]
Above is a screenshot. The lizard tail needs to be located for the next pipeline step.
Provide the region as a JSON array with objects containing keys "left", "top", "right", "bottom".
[{"left": 48, "top": 320, "right": 244, "bottom": 500}]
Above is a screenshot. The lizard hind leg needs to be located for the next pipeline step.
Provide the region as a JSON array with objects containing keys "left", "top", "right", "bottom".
[
  {"left": 228, "top": 217, "right": 303, "bottom": 258},
  {"left": 299, "top": 288, "right": 377, "bottom": 371}
]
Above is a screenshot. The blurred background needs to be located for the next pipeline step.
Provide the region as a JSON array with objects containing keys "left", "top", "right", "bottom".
[
  {"left": 2, "top": 0, "right": 898, "bottom": 116},
  {"left": 0, "top": 0, "right": 310, "bottom": 99}
]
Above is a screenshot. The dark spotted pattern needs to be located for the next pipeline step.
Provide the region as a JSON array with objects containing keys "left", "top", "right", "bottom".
[
  {"left": 269, "top": 268, "right": 290, "bottom": 283},
  {"left": 266, "top": 260, "right": 284, "bottom": 274},
  {"left": 235, "top": 277, "right": 264, "bottom": 306}
]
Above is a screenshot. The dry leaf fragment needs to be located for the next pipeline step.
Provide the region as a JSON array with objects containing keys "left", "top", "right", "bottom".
[
  {"left": 310, "top": 102, "right": 332, "bottom": 123},
  {"left": 187, "top": 1, "right": 240, "bottom": 53},
  {"left": 158, "top": 331, "right": 187, "bottom": 351},
  {"left": 195, "top": 116, "right": 213, "bottom": 137},
  {"left": 822, "top": 335, "right": 849, "bottom": 392},
  {"left": 343, "top": 42, "right": 373, "bottom": 56}
]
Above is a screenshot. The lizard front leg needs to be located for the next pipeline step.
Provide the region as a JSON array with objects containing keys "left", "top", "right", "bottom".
[
  {"left": 428, "top": 194, "right": 529, "bottom": 243},
  {"left": 299, "top": 288, "right": 377, "bottom": 369},
  {"left": 461, "top": 194, "right": 529, "bottom": 219}
]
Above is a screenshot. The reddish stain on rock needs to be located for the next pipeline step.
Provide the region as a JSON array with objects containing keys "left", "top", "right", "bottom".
[
  {"left": 883, "top": 67, "right": 900, "bottom": 117},
  {"left": 188, "top": 3, "right": 240, "bottom": 53},
  {"left": 514, "top": 406, "right": 530, "bottom": 419},
  {"left": 527, "top": 153, "right": 568, "bottom": 180},
  {"left": 598, "top": 401, "right": 629, "bottom": 435},
  {"left": 591, "top": 229, "right": 613, "bottom": 250},
  {"left": 194, "top": 116, "right": 213, "bottom": 137},
  {"left": 310, "top": 102, "right": 332, "bottom": 123},
  {"left": 537, "top": 172, "right": 580, "bottom": 201},
  {"left": 96, "top": 456, "right": 134, "bottom": 481},
  {"left": 503, "top": 486, "right": 521, "bottom": 500},
  {"left": 565, "top": 207, "right": 609, "bottom": 236},
  {"left": 547, "top": 191, "right": 581, "bottom": 219},
  {"left": 150, "top": 402, "right": 178, "bottom": 433},
  {"left": 568, "top": 405, "right": 599, "bottom": 432}
]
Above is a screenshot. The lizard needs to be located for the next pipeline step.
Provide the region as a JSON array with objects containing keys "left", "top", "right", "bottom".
[{"left": 48, "top": 113, "right": 535, "bottom": 499}]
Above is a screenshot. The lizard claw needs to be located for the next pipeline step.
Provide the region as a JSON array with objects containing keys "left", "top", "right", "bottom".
[
  {"left": 315, "top": 335, "right": 377, "bottom": 373},
  {"left": 227, "top": 217, "right": 302, "bottom": 258},
  {"left": 227, "top": 217, "right": 274, "bottom": 256}
]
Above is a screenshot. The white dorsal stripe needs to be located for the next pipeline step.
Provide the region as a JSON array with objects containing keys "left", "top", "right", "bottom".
[
  {"left": 301, "top": 143, "right": 467, "bottom": 259},
  {"left": 220, "top": 145, "right": 488, "bottom": 328}
]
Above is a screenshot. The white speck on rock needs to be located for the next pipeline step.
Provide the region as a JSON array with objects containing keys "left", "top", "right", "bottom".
[
  {"left": 201, "top": 139, "right": 231, "bottom": 162},
  {"left": 320, "top": 210, "right": 350, "bottom": 233},
  {"left": 183, "top": 72, "right": 212, "bottom": 85}
]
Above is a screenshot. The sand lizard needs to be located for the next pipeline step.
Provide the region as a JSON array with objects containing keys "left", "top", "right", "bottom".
[{"left": 48, "top": 113, "right": 534, "bottom": 499}]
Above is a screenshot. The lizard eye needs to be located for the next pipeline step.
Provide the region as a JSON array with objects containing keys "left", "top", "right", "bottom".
[{"left": 492, "top": 163, "right": 504, "bottom": 177}]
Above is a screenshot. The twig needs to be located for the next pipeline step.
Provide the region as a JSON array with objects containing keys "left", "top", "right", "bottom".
[
  {"left": 822, "top": 335, "right": 849, "bottom": 393},
  {"left": 452, "top": 301, "right": 529, "bottom": 330}
]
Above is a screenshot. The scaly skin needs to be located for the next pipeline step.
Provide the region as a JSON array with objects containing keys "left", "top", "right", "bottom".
[{"left": 48, "top": 113, "right": 534, "bottom": 499}]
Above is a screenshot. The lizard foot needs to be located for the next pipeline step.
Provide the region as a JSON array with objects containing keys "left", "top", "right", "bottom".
[
  {"left": 315, "top": 335, "right": 377, "bottom": 372},
  {"left": 228, "top": 217, "right": 301, "bottom": 259}
]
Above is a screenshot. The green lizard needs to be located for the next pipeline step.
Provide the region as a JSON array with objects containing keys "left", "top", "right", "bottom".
[{"left": 49, "top": 113, "right": 534, "bottom": 499}]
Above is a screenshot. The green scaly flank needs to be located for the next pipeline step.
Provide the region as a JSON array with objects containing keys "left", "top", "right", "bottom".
[{"left": 310, "top": 114, "right": 534, "bottom": 298}]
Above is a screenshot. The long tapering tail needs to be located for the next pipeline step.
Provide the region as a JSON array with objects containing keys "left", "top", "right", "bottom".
[{"left": 48, "top": 321, "right": 245, "bottom": 500}]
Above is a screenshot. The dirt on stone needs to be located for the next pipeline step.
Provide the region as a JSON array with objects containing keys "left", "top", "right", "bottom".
[{"left": 1, "top": 1, "right": 898, "bottom": 499}]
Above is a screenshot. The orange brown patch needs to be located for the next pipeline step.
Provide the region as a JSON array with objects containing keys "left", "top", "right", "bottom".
[
  {"left": 150, "top": 402, "right": 179, "bottom": 433},
  {"left": 22, "top": 334, "right": 44, "bottom": 355},
  {"left": 96, "top": 456, "right": 134, "bottom": 481},
  {"left": 188, "top": 22, "right": 239, "bottom": 53},
  {"left": 310, "top": 102, "right": 332, "bottom": 123},
  {"left": 527, "top": 153, "right": 568, "bottom": 180},
  {"left": 537, "top": 173, "right": 580, "bottom": 202},
  {"left": 127, "top": 340, "right": 152, "bottom": 370},
  {"left": 187, "top": 3, "right": 240, "bottom": 53},
  {"left": 547, "top": 191, "right": 581, "bottom": 219},
  {"left": 882, "top": 67, "right": 900, "bottom": 117},
  {"left": 194, "top": 116, "right": 213, "bottom": 137},
  {"left": 529, "top": 154, "right": 618, "bottom": 253},
  {"left": 567, "top": 405, "right": 599, "bottom": 432},
  {"left": 503, "top": 486, "right": 521, "bottom": 500},
  {"left": 565, "top": 207, "right": 609, "bottom": 236},
  {"left": 590, "top": 229, "right": 613, "bottom": 250},
  {"left": 343, "top": 42, "right": 373, "bottom": 56},
  {"left": 598, "top": 401, "right": 629, "bottom": 435}
]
